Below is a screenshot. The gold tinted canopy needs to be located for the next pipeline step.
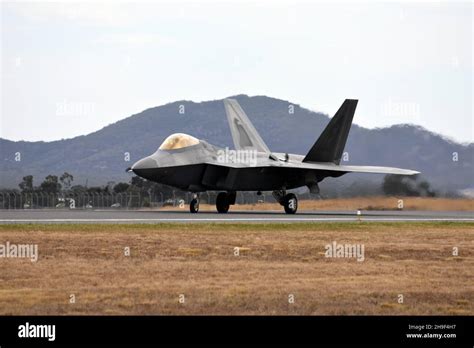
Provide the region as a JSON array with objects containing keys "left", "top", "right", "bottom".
[{"left": 158, "top": 133, "right": 199, "bottom": 150}]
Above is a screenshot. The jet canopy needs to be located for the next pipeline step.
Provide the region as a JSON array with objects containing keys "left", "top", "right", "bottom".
[{"left": 158, "top": 133, "right": 200, "bottom": 150}]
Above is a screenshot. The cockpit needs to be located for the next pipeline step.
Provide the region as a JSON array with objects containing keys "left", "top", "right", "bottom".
[{"left": 158, "top": 133, "right": 200, "bottom": 151}]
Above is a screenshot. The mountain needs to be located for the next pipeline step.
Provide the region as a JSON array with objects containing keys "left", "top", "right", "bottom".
[{"left": 1, "top": 95, "right": 472, "bottom": 194}]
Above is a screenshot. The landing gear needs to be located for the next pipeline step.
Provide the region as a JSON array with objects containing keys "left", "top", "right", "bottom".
[
  {"left": 216, "top": 192, "right": 230, "bottom": 213},
  {"left": 216, "top": 191, "right": 236, "bottom": 213},
  {"left": 190, "top": 194, "right": 199, "bottom": 213},
  {"left": 283, "top": 193, "right": 298, "bottom": 214},
  {"left": 272, "top": 190, "right": 298, "bottom": 214}
]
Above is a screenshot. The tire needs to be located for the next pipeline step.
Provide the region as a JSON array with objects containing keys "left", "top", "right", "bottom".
[
  {"left": 216, "top": 192, "right": 230, "bottom": 213},
  {"left": 283, "top": 193, "right": 298, "bottom": 214},
  {"left": 190, "top": 198, "right": 199, "bottom": 213}
]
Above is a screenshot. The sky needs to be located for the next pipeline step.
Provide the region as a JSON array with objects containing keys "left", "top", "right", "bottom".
[{"left": 1, "top": 0, "right": 472, "bottom": 143}]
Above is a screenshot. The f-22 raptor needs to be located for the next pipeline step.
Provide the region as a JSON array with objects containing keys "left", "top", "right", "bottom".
[{"left": 130, "top": 99, "right": 419, "bottom": 214}]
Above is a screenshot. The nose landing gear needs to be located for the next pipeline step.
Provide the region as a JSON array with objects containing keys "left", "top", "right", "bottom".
[{"left": 190, "top": 194, "right": 199, "bottom": 213}]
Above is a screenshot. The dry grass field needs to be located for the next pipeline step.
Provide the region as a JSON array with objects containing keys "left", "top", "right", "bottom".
[
  {"left": 0, "top": 222, "right": 473, "bottom": 315},
  {"left": 160, "top": 197, "right": 474, "bottom": 212}
]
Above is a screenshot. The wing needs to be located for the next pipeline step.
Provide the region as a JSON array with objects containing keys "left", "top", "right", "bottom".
[
  {"left": 223, "top": 99, "right": 270, "bottom": 153},
  {"left": 268, "top": 161, "right": 419, "bottom": 175},
  {"left": 207, "top": 157, "right": 419, "bottom": 175}
]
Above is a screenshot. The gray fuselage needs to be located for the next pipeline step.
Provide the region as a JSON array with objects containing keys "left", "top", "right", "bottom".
[{"left": 131, "top": 140, "right": 343, "bottom": 192}]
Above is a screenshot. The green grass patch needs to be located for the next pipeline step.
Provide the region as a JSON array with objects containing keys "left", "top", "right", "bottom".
[{"left": 0, "top": 221, "right": 472, "bottom": 233}]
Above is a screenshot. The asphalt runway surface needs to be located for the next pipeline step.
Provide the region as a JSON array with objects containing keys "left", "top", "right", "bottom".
[{"left": 0, "top": 209, "right": 473, "bottom": 224}]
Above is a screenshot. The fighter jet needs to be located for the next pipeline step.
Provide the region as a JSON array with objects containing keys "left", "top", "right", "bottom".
[{"left": 130, "top": 98, "right": 419, "bottom": 214}]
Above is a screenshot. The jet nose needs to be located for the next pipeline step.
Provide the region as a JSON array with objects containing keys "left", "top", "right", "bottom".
[{"left": 131, "top": 156, "right": 158, "bottom": 175}]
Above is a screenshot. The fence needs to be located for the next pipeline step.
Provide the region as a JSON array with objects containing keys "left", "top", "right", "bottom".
[{"left": 0, "top": 191, "right": 315, "bottom": 210}]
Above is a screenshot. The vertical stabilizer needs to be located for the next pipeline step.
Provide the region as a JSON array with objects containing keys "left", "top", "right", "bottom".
[
  {"left": 303, "top": 99, "right": 358, "bottom": 164},
  {"left": 224, "top": 99, "right": 270, "bottom": 153}
]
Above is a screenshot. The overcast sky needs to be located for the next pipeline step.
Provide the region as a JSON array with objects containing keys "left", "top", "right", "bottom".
[{"left": 1, "top": 0, "right": 472, "bottom": 143}]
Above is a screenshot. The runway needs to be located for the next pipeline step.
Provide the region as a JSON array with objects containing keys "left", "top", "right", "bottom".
[{"left": 0, "top": 209, "right": 473, "bottom": 224}]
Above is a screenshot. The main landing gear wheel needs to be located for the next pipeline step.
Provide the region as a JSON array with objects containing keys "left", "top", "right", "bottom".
[
  {"left": 283, "top": 193, "right": 298, "bottom": 214},
  {"left": 216, "top": 192, "right": 230, "bottom": 213},
  {"left": 190, "top": 198, "right": 199, "bottom": 213}
]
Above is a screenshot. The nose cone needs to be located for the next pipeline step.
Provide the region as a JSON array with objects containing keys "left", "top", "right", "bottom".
[{"left": 131, "top": 156, "right": 158, "bottom": 176}]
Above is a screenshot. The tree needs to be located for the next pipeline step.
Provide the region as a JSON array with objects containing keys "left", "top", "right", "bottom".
[
  {"left": 418, "top": 180, "right": 436, "bottom": 197},
  {"left": 382, "top": 174, "right": 436, "bottom": 197},
  {"left": 113, "top": 182, "right": 130, "bottom": 194},
  {"left": 130, "top": 176, "right": 145, "bottom": 188},
  {"left": 40, "top": 175, "right": 61, "bottom": 194},
  {"left": 59, "top": 172, "right": 74, "bottom": 192},
  {"left": 19, "top": 175, "right": 34, "bottom": 193},
  {"left": 382, "top": 175, "right": 417, "bottom": 196},
  {"left": 87, "top": 186, "right": 104, "bottom": 194},
  {"left": 70, "top": 185, "right": 87, "bottom": 194},
  {"left": 105, "top": 181, "right": 115, "bottom": 194}
]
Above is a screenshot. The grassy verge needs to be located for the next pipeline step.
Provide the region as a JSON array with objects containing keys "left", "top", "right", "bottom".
[
  {"left": 0, "top": 222, "right": 472, "bottom": 315},
  {"left": 1, "top": 221, "right": 473, "bottom": 232}
]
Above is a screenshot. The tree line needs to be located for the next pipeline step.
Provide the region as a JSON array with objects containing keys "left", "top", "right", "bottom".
[
  {"left": 7, "top": 172, "right": 437, "bottom": 198},
  {"left": 14, "top": 172, "right": 182, "bottom": 199}
]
